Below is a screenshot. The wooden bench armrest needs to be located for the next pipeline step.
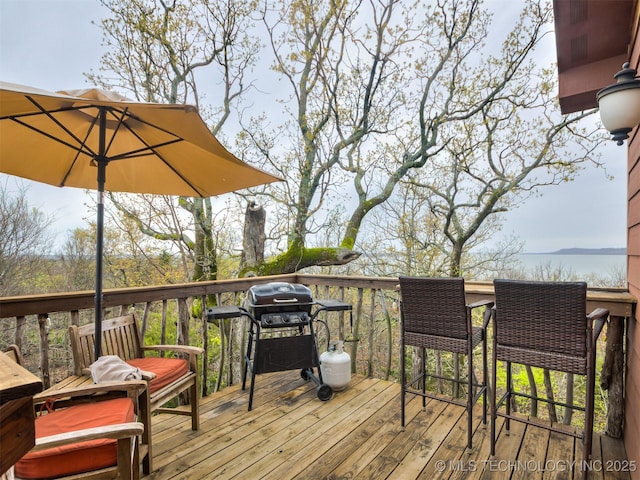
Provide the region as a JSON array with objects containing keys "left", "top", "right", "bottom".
[
  {"left": 34, "top": 380, "right": 147, "bottom": 403},
  {"left": 142, "top": 345, "right": 204, "bottom": 356},
  {"left": 140, "top": 370, "right": 157, "bottom": 381},
  {"left": 30, "top": 422, "right": 144, "bottom": 452}
]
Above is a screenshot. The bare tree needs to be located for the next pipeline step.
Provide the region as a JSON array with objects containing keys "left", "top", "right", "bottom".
[
  {"left": 60, "top": 228, "right": 97, "bottom": 291},
  {"left": 241, "top": 0, "right": 603, "bottom": 276},
  {"left": 410, "top": 79, "right": 604, "bottom": 277},
  {"left": 90, "top": 0, "right": 264, "bottom": 282},
  {"left": 0, "top": 180, "right": 54, "bottom": 296},
  {"left": 89, "top": 0, "right": 605, "bottom": 282}
]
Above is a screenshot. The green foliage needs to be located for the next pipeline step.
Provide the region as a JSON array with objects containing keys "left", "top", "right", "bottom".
[{"left": 143, "top": 312, "right": 178, "bottom": 345}]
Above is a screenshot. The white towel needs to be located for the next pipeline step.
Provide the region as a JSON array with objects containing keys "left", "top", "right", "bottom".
[{"left": 89, "top": 355, "right": 143, "bottom": 383}]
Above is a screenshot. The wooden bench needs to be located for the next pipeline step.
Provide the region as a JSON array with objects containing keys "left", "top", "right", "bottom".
[
  {"left": 27, "top": 380, "right": 146, "bottom": 480},
  {"left": 69, "top": 314, "right": 204, "bottom": 472},
  {"left": 33, "top": 374, "right": 151, "bottom": 476},
  {"left": 3, "top": 346, "right": 145, "bottom": 480}
]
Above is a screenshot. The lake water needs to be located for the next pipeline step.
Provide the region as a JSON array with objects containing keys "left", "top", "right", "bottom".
[{"left": 516, "top": 254, "right": 626, "bottom": 278}]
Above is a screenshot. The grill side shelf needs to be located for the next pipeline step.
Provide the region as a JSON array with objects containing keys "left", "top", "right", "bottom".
[
  {"left": 313, "top": 299, "right": 352, "bottom": 312},
  {"left": 206, "top": 306, "right": 244, "bottom": 320}
]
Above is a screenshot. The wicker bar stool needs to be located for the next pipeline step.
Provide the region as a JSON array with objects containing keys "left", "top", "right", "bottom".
[
  {"left": 399, "top": 276, "right": 493, "bottom": 450},
  {"left": 491, "top": 279, "right": 609, "bottom": 480}
]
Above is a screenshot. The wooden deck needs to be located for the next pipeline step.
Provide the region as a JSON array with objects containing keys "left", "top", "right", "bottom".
[{"left": 147, "top": 372, "right": 630, "bottom": 480}]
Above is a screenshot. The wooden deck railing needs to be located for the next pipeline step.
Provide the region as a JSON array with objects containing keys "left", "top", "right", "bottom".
[{"left": 0, "top": 273, "right": 635, "bottom": 439}]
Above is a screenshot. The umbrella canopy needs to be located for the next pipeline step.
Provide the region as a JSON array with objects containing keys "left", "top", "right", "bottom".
[
  {"left": 0, "top": 82, "right": 279, "bottom": 195},
  {"left": 0, "top": 81, "right": 281, "bottom": 356}
]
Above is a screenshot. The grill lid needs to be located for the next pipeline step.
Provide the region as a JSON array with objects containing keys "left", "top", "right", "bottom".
[{"left": 248, "top": 282, "right": 313, "bottom": 306}]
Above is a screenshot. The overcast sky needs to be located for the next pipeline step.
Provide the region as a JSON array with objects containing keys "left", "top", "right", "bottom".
[{"left": 0, "top": 0, "right": 629, "bottom": 253}]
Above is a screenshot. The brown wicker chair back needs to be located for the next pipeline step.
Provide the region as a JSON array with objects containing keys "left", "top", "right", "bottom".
[
  {"left": 494, "top": 279, "right": 588, "bottom": 367},
  {"left": 491, "top": 279, "right": 609, "bottom": 480},
  {"left": 400, "top": 276, "right": 468, "bottom": 339},
  {"left": 399, "top": 276, "right": 493, "bottom": 451}
]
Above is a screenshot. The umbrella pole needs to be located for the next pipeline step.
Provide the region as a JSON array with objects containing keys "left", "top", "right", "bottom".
[
  {"left": 95, "top": 168, "right": 105, "bottom": 358},
  {"left": 94, "top": 108, "right": 107, "bottom": 358}
]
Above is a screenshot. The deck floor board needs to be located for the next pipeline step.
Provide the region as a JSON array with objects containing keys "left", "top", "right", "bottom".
[{"left": 146, "top": 372, "right": 629, "bottom": 480}]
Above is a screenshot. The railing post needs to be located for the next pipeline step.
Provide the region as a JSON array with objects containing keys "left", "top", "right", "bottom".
[
  {"left": 377, "top": 290, "right": 394, "bottom": 381},
  {"left": 601, "top": 315, "right": 625, "bottom": 438},
  {"left": 350, "top": 288, "right": 364, "bottom": 374},
  {"left": 214, "top": 292, "right": 225, "bottom": 394},
  {"left": 338, "top": 287, "right": 346, "bottom": 341},
  {"left": 201, "top": 294, "right": 209, "bottom": 397},
  {"left": 160, "top": 300, "right": 168, "bottom": 353},
  {"left": 37, "top": 314, "right": 50, "bottom": 389},
  {"left": 15, "top": 316, "right": 26, "bottom": 353},
  {"left": 141, "top": 302, "right": 152, "bottom": 337},
  {"left": 178, "top": 298, "right": 189, "bottom": 346},
  {"left": 367, "top": 289, "right": 376, "bottom": 378}
]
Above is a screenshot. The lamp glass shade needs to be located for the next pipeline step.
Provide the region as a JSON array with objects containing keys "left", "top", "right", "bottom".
[{"left": 598, "top": 86, "right": 640, "bottom": 132}]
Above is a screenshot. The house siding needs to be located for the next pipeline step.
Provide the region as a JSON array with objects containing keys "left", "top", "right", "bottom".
[{"left": 626, "top": 16, "right": 640, "bottom": 476}]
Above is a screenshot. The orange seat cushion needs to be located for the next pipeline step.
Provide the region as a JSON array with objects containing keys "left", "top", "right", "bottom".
[
  {"left": 15, "top": 397, "right": 134, "bottom": 479},
  {"left": 127, "top": 357, "right": 188, "bottom": 394}
]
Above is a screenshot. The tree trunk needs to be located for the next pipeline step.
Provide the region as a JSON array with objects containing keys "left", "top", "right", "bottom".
[
  {"left": 449, "top": 244, "right": 463, "bottom": 278},
  {"left": 192, "top": 198, "right": 216, "bottom": 282},
  {"left": 241, "top": 202, "right": 266, "bottom": 269}
]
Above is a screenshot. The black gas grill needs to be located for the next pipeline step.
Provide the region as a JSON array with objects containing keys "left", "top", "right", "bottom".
[
  {"left": 207, "top": 282, "right": 351, "bottom": 411},
  {"left": 247, "top": 282, "right": 313, "bottom": 329}
]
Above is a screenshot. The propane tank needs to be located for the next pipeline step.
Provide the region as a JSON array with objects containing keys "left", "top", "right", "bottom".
[{"left": 320, "top": 340, "right": 351, "bottom": 391}]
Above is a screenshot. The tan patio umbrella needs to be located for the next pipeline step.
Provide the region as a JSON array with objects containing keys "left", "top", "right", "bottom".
[{"left": 0, "top": 81, "right": 281, "bottom": 356}]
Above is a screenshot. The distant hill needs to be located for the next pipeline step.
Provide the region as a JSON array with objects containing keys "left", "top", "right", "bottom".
[{"left": 532, "top": 248, "right": 627, "bottom": 255}]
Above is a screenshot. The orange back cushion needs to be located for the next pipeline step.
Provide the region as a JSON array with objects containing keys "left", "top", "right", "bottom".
[
  {"left": 15, "top": 397, "right": 135, "bottom": 479},
  {"left": 127, "top": 357, "right": 188, "bottom": 394}
]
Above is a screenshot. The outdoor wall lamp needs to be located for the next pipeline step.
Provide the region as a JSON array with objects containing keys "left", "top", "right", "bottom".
[{"left": 596, "top": 62, "right": 640, "bottom": 145}]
